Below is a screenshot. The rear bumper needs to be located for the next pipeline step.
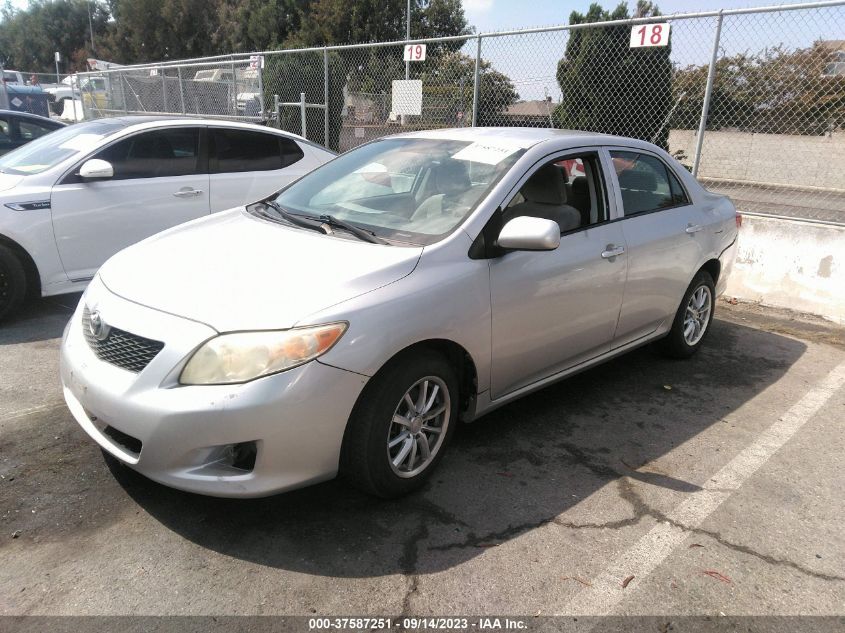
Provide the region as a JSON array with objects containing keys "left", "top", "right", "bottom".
[
  {"left": 60, "top": 278, "right": 368, "bottom": 498},
  {"left": 716, "top": 236, "right": 738, "bottom": 297}
]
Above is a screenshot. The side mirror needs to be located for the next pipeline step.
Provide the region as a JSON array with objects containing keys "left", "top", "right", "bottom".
[
  {"left": 78, "top": 158, "right": 113, "bottom": 179},
  {"left": 497, "top": 216, "right": 561, "bottom": 251}
]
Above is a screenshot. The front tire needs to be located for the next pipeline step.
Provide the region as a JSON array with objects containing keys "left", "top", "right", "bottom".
[
  {"left": 657, "top": 270, "right": 715, "bottom": 359},
  {"left": 0, "top": 245, "right": 27, "bottom": 322},
  {"left": 340, "top": 350, "right": 459, "bottom": 498}
]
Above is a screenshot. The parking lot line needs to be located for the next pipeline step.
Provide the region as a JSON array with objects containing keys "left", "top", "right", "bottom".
[{"left": 559, "top": 359, "right": 845, "bottom": 616}]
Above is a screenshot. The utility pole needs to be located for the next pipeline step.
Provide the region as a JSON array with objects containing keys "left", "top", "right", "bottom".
[{"left": 87, "top": 1, "right": 96, "bottom": 54}]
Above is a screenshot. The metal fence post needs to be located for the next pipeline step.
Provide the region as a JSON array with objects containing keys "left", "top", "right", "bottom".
[
  {"left": 692, "top": 11, "right": 724, "bottom": 177},
  {"left": 300, "top": 92, "right": 307, "bottom": 139},
  {"left": 471, "top": 35, "right": 482, "bottom": 127},
  {"left": 122, "top": 72, "right": 129, "bottom": 114},
  {"left": 70, "top": 73, "right": 79, "bottom": 121},
  {"left": 258, "top": 58, "right": 265, "bottom": 120},
  {"left": 160, "top": 65, "right": 167, "bottom": 112},
  {"left": 323, "top": 48, "right": 329, "bottom": 148},
  {"left": 231, "top": 59, "right": 238, "bottom": 116},
  {"left": 177, "top": 66, "right": 186, "bottom": 114}
]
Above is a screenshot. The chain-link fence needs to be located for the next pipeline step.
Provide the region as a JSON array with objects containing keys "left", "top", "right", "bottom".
[{"left": 72, "top": 0, "right": 845, "bottom": 223}]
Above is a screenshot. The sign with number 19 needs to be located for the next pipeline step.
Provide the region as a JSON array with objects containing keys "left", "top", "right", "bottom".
[
  {"left": 629, "top": 23, "right": 670, "bottom": 48},
  {"left": 403, "top": 44, "right": 427, "bottom": 61}
]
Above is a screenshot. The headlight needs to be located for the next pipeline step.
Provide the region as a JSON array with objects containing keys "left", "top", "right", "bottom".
[{"left": 179, "top": 323, "right": 347, "bottom": 385}]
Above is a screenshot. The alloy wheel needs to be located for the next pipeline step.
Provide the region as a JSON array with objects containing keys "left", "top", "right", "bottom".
[
  {"left": 387, "top": 376, "right": 451, "bottom": 478},
  {"left": 683, "top": 284, "right": 712, "bottom": 346}
]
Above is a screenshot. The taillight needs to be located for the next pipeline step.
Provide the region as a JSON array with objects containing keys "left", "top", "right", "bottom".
[{"left": 735, "top": 212, "right": 743, "bottom": 229}]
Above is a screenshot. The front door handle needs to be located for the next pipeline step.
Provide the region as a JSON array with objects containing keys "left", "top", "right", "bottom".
[
  {"left": 173, "top": 188, "right": 203, "bottom": 198},
  {"left": 601, "top": 245, "right": 625, "bottom": 259},
  {"left": 685, "top": 224, "right": 704, "bottom": 234}
]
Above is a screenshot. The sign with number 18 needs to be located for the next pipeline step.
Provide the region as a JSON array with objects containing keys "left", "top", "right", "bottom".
[
  {"left": 629, "top": 23, "right": 671, "bottom": 48},
  {"left": 403, "top": 44, "right": 427, "bottom": 61}
]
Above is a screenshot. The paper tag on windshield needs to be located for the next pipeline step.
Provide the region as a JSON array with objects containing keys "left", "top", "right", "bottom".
[
  {"left": 451, "top": 140, "right": 523, "bottom": 165},
  {"left": 58, "top": 134, "right": 105, "bottom": 152}
]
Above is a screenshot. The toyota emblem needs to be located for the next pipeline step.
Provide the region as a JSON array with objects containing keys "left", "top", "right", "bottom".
[{"left": 89, "top": 310, "right": 110, "bottom": 341}]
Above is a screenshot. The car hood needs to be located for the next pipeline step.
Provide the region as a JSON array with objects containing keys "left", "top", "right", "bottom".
[
  {"left": 98, "top": 208, "right": 423, "bottom": 332},
  {"left": 0, "top": 173, "right": 24, "bottom": 192}
]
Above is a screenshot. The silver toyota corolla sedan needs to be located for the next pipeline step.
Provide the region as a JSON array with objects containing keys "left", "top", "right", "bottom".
[{"left": 60, "top": 128, "right": 739, "bottom": 498}]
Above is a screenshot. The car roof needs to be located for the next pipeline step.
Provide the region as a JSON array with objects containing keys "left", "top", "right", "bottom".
[
  {"left": 392, "top": 126, "right": 655, "bottom": 152},
  {"left": 87, "top": 116, "right": 328, "bottom": 151},
  {"left": 0, "top": 109, "right": 66, "bottom": 125}
]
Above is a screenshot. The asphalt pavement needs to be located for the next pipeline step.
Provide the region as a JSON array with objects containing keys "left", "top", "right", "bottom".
[{"left": 1, "top": 294, "right": 843, "bottom": 621}]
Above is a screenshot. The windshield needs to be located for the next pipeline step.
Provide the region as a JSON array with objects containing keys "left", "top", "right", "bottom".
[
  {"left": 0, "top": 119, "right": 125, "bottom": 175},
  {"left": 270, "top": 137, "right": 524, "bottom": 245}
]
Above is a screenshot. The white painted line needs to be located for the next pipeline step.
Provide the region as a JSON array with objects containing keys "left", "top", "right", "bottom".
[{"left": 560, "top": 360, "right": 845, "bottom": 616}]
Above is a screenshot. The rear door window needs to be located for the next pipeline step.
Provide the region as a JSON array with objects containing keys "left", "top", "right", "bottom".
[
  {"left": 610, "top": 150, "right": 689, "bottom": 215},
  {"left": 17, "top": 119, "right": 57, "bottom": 141},
  {"left": 209, "top": 129, "right": 304, "bottom": 174}
]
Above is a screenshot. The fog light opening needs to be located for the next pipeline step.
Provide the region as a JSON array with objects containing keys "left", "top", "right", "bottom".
[{"left": 227, "top": 441, "right": 257, "bottom": 472}]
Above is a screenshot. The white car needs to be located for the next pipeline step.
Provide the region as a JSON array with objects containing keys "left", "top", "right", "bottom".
[{"left": 0, "top": 116, "right": 334, "bottom": 319}]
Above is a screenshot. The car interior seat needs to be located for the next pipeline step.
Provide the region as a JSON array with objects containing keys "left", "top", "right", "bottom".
[
  {"left": 411, "top": 160, "right": 472, "bottom": 223},
  {"left": 503, "top": 163, "right": 581, "bottom": 233},
  {"left": 569, "top": 176, "right": 592, "bottom": 226}
]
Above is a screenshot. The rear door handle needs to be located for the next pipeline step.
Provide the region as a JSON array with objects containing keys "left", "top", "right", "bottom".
[
  {"left": 173, "top": 188, "right": 203, "bottom": 198},
  {"left": 601, "top": 245, "right": 625, "bottom": 259},
  {"left": 685, "top": 224, "right": 704, "bottom": 234}
]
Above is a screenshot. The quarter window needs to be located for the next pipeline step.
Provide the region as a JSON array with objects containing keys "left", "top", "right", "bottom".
[
  {"left": 94, "top": 128, "right": 201, "bottom": 180},
  {"left": 210, "top": 129, "right": 303, "bottom": 173},
  {"left": 610, "top": 150, "right": 689, "bottom": 215}
]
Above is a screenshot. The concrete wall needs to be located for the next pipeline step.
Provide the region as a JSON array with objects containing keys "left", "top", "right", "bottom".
[
  {"left": 726, "top": 215, "right": 845, "bottom": 325},
  {"left": 669, "top": 130, "right": 845, "bottom": 190}
]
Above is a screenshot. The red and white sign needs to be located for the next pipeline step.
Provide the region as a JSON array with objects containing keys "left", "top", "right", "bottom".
[
  {"left": 629, "top": 23, "right": 671, "bottom": 48},
  {"left": 403, "top": 44, "right": 427, "bottom": 62},
  {"left": 249, "top": 55, "right": 265, "bottom": 69}
]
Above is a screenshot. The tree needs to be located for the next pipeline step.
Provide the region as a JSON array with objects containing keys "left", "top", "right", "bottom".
[
  {"left": 554, "top": 1, "right": 673, "bottom": 148},
  {"left": 105, "top": 0, "right": 222, "bottom": 62},
  {"left": 213, "top": 0, "right": 308, "bottom": 54},
  {"left": 418, "top": 51, "right": 517, "bottom": 126},
  {"left": 290, "top": 0, "right": 470, "bottom": 48},
  {"left": 672, "top": 43, "right": 845, "bottom": 136},
  {"left": 0, "top": 0, "right": 110, "bottom": 72}
]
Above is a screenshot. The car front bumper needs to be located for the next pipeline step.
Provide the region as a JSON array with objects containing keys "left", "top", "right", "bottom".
[{"left": 60, "top": 277, "right": 368, "bottom": 498}]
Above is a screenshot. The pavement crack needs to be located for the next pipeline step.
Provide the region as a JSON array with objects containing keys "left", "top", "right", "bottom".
[
  {"left": 398, "top": 520, "right": 428, "bottom": 615},
  {"left": 620, "top": 477, "right": 845, "bottom": 583},
  {"left": 679, "top": 526, "right": 845, "bottom": 583}
]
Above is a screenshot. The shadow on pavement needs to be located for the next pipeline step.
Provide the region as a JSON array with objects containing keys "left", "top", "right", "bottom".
[
  {"left": 0, "top": 293, "right": 81, "bottom": 345},
  {"left": 98, "top": 317, "right": 807, "bottom": 578}
]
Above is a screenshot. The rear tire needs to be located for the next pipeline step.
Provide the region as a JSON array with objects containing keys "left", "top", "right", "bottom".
[
  {"left": 0, "top": 245, "right": 27, "bottom": 322},
  {"left": 657, "top": 270, "right": 715, "bottom": 359},
  {"left": 340, "top": 350, "right": 459, "bottom": 498}
]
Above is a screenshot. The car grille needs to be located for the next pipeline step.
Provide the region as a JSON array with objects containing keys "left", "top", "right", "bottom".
[{"left": 81, "top": 306, "right": 164, "bottom": 373}]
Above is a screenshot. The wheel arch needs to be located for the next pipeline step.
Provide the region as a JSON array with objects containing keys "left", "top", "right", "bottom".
[
  {"left": 357, "top": 338, "right": 480, "bottom": 422},
  {"left": 0, "top": 233, "right": 41, "bottom": 298},
  {"left": 699, "top": 258, "right": 721, "bottom": 285}
]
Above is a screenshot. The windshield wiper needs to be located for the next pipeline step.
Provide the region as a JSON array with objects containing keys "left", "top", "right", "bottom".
[
  {"left": 260, "top": 200, "right": 326, "bottom": 235},
  {"left": 316, "top": 214, "right": 388, "bottom": 245},
  {"left": 260, "top": 201, "right": 387, "bottom": 245}
]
